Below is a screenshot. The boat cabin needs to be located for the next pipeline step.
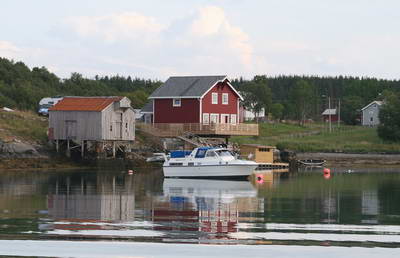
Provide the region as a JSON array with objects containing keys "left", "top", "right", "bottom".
[{"left": 170, "top": 147, "right": 235, "bottom": 160}]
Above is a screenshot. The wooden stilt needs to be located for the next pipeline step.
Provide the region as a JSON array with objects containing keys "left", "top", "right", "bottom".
[
  {"left": 66, "top": 139, "right": 70, "bottom": 157},
  {"left": 112, "top": 141, "right": 116, "bottom": 158},
  {"left": 56, "top": 140, "right": 59, "bottom": 152},
  {"left": 81, "top": 140, "right": 84, "bottom": 158}
]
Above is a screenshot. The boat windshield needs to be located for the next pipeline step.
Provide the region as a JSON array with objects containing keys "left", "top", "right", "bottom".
[{"left": 215, "top": 150, "right": 234, "bottom": 158}]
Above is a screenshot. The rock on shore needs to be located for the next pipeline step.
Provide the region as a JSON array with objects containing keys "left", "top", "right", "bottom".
[{"left": 0, "top": 140, "right": 45, "bottom": 158}]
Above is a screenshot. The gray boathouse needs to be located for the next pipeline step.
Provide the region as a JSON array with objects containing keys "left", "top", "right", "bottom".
[{"left": 48, "top": 96, "right": 135, "bottom": 157}]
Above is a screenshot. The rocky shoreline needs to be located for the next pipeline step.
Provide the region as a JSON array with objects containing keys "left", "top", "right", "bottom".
[{"left": 2, "top": 139, "right": 400, "bottom": 171}]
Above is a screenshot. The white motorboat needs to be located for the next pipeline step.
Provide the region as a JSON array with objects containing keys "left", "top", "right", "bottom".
[{"left": 163, "top": 147, "right": 258, "bottom": 178}]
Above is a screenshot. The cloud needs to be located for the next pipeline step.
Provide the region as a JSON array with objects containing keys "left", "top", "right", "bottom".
[
  {"left": 64, "top": 12, "right": 164, "bottom": 44},
  {"left": 60, "top": 6, "right": 255, "bottom": 78},
  {"left": 189, "top": 6, "right": 253, "bottom": 66}
]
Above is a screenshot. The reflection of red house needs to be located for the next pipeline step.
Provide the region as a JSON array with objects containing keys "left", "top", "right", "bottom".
[
  {"left": 322, "top": 108, "right": 339, "bottom": 122},
  {"left": 148, "top": 76, "right": 243, "bottom": 124}
]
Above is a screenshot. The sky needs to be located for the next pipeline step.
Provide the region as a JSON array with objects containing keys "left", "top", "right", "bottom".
[{"left": 1, "top": 0, "right": 399, "bottom": 80}]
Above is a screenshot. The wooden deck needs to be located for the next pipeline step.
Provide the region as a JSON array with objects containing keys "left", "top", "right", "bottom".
[{"left": 137, "top": 122, "right": 259, "bottom": 137}]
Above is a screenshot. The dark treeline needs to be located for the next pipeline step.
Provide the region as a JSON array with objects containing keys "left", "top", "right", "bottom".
[
  {"left": 232, "top": 75, "right": 400, "bottom": 124},
  {"left": 0, "top": 58, "right": 162, "bottom": 110}
]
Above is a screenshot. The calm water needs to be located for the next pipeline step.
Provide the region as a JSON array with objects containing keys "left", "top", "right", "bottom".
[{"left": 1, "top": 167, "right": 400, "bottom": 257}]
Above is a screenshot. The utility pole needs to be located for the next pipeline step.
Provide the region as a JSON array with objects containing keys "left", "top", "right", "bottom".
[
  {"left": 338, "top": 98, "right": 341, "bottom": 128},
  {"left": 328, "top": 96, "right": 332, "bottom": 133}
]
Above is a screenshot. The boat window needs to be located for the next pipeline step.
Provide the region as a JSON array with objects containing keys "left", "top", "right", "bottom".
[
  {"left": 215, "top": 150, "right": 234, "bottom": 157},
  {"left": 169, "top": 162, "right": 183, "bottom": 166},
  {"left": 195, "top": 149, "right": 208, "bottom": 158},
  {"left": 205, "top": 151, "right": 217, "bottom": 157}
]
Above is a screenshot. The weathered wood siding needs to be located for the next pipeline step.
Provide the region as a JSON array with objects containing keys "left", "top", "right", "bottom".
[
  {"left": 101, "top": 103, "right": 135, "bottom": 141},
  {"left": 49, "top": 111, "right": 102, "bottom": 141}
]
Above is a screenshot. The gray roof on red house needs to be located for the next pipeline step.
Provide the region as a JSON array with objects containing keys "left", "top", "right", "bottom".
[{"left": 149, "top": 75, "right": 229, "bottom": 98}]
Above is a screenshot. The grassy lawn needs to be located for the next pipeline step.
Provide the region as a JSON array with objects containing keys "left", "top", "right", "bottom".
[
  {"left": 232, "top": 122, "right": 400, "bottom": 153},
  {"left": 0, "top": 110, "right": 48, "bottom": 143}
]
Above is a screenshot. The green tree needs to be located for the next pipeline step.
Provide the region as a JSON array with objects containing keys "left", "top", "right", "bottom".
[
  {"left": 241, "top": 76, "right": 272, "bottom": 121},
  {"left": 378, "top": 92, "right": 400, "bottom": 141},
  {"left": 271, "top": 103, "right": 284, "bottom": 121},
  {"left": 341, "top": 95, "right": 363, "bottom": 125},
  {"left": 289, "top": 80, "right": 315, "bottom": 125}
]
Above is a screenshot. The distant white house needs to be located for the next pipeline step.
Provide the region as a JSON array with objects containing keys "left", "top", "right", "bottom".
[
  {"left": 239, "top": 106, "right": 265, "bottom": 122},
  {"left": 361, "top": 101, "right": 383, "bottom": 126}
]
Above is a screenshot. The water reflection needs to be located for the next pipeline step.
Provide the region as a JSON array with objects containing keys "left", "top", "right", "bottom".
[
  {"left": 1, "top": 169, "right": 400, "bottom": 248},
  {"left": 153, "top": 179, "right": 259, "bottom": 243}
]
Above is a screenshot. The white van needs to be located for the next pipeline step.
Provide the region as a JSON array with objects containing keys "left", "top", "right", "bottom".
[{"left": 38, "top": 96, "right": 63, "bottom": 116}]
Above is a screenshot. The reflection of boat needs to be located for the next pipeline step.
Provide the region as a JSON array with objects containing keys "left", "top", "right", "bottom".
[
  {"left": 297, "top": 159, "right": 326, "bottom": 167},
  {"left": 163, "top": 147, "right": 258, "bottom": 178},
  {"left": 163, "top": 178, "right": 257, "bottom": 199},
  {"left": 156, "top": 178, "right": 258, "bottom": 238}
]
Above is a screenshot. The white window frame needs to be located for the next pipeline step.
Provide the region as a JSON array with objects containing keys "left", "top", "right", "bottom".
[
  {"left": 230, "top": 114, "right": 237, "bottom": 124},
  {"left": 173, "top": 98, "right": 181, "bottom": 107},
  {"left": 222, "top": 93, "right": 229, "bottom": 105},
  {"left": 202, "top": 113, "right": 210, "bottom": 124},
  {"left": 212, "top": 93, "right": 218, "bottom": 104},
  {"left": 210, "top": 113, "right": 219, "bottom": 124}
]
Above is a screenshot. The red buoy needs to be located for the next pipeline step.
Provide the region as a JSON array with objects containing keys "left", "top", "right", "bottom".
[
  {"left": 323, "top": 173, "right": 331, "bottom": 179},
  {"left": 323, "top": 168, "right": 331, "bottom": 179},
  {"left": 323, "top": 168, "right": 331, "bottom": 174},
  {"left": 256, "top": 174, "right": 264, "bottom": 184},
  {"left": 128, "top": 169, "right": 134, "bottom": 175}
]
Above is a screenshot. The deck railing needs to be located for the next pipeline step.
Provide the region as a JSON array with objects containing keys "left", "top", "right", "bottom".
[{"left": 137, "top": 122, "right": 259, "bottom": 137}]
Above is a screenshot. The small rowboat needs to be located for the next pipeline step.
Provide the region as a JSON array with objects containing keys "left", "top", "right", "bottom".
[{"left": 297, "top": 159, "right": 326, "bottom": 167}]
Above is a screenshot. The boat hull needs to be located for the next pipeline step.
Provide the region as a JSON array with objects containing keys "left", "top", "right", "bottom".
[{"left": 163, "top": 163, "right": 258, "bottom": 178}]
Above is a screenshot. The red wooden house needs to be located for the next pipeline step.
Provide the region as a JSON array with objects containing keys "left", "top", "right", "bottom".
[
  {"left": 148, "top": 75, "right": 243, "bottom": 125},
  {"left": 322, "top": 108, "right": 339, "bottom": 122}
]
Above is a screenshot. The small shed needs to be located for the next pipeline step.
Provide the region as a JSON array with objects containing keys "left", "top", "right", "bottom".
[
  {"left": 240, "top": 144, "right": 276, "bottom": 164},
  {"left": 49, "top": 96, "right": 135, "bottom": 142},
  {"left": 322, "top": 108, "right": 338, "bottom": 122},
  {"left": 361, "top": 101, "right": 383, "bottom": 126}
]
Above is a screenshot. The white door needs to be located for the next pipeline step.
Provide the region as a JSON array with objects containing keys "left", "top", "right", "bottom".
[{"left": 202, "top": 113, "right": 209, "bottom": 124}]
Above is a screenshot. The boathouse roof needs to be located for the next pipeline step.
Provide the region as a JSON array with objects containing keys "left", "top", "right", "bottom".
[{"left": 49, "top": 96, "right": 124, "bottom": 112}]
